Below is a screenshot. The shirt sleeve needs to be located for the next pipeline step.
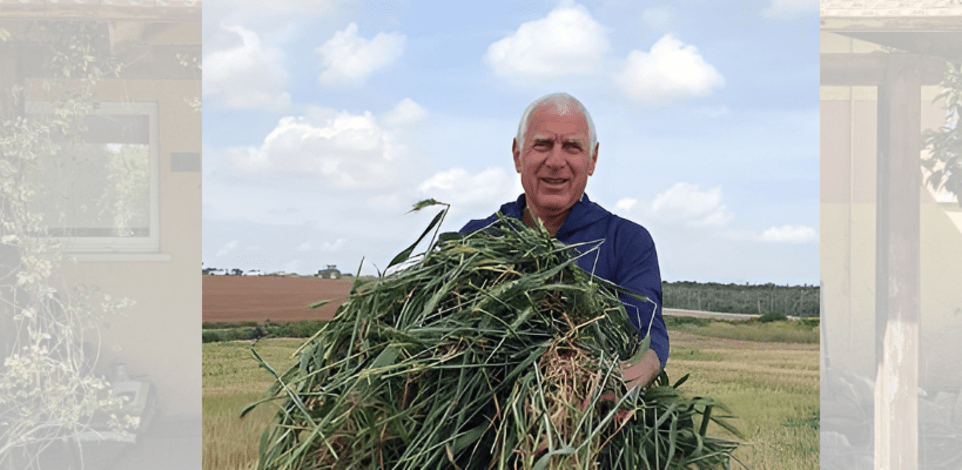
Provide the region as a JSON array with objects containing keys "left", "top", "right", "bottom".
[{"left": 614, "top": 224, "right": 669, "bottom": 369}]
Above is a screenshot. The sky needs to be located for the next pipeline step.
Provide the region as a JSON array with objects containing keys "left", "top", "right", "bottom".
[{"left": 202, "top": 0, "right": 819, "bottom": 285}]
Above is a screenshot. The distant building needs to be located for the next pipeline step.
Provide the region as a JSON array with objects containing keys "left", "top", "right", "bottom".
[
  {"left": 243, "top": 269, "right": 263, "bottom": 276},
  {"left": 316, "top": 265, "right": 342, "bottom": 279}
]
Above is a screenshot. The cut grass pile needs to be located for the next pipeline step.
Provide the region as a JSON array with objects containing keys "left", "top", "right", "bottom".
[
  {"left": 203, "top": 328, "right": 818, "bottom": 470},
  {"left": 244, "top": 206, "right": 739, "bottom": 470}
]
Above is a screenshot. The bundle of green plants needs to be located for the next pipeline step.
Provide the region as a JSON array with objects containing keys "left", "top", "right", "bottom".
[{"left": 244, "top": 201, "right": 739, "bottom": 470}]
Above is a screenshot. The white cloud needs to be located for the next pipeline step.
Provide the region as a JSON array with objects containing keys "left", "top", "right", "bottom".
[
  {"left": 383, "top": 98, "right": 427, "bottom": 127},
  {"left": 649, "top": 182, "right": 732, "bottom": 227},
  {"left": 615, "top": 197, "right": 637, "bottom": 212},
  {"left": 484, "top": 3, "right": 609, "bottom": 80},
  {"left": 614, "top": 34, "right": 724, "bottom": 105},
  {"left": 229, "top": 103, "right": 419, "bottom": 190},
  {"left": 316, "top": 23, "right": 405, "bottom": 86},
  {"left": 204, "top": 25, "right": 291, "bottom": 111},
  {"left": 761, "top": 225, "right": 817, "bottom": 243},
  {"left": 418, "top": 167, "right": 522, "bottom": 209},
  {"left": 761, "top": 0, "right": 818, "bottom": 19},
  {"left": 297, "top": 242, "right": 312, "bottom": 251},
  {"left": 217, "top": 240, "right": 240, "bottom": 257}
]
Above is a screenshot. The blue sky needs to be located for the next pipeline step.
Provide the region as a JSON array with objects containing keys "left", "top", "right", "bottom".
[{"left": 202, "top": 0, "right": 819, "bottom": 285}]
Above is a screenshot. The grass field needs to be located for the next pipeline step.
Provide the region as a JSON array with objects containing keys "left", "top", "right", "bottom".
[{"left": 203, "top": 320, "right": 818, "bottom": 470}]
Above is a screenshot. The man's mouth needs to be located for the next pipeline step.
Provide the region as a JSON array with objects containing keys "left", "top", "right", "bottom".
[{"left": 541, "top": 178, "right": 568, "bottom": 185}]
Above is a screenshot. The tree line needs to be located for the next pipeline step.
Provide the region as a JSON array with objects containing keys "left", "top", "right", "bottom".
[{"left": 662, "top": 281, "right": 819, "bottom": 318}]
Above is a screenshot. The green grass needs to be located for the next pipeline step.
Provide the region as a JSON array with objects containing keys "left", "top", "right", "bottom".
[
  {"left": 669, "top": 318, "right": 820, "bottom": 344},
  {"left": 203, "top": 339, "right": 302, "bottom": 470},
  {"left": 203, "top": 323, "right": 818, "bottom": 470},
  {"left": 665, "top": 330, "right": 819, "bottom": 470}
]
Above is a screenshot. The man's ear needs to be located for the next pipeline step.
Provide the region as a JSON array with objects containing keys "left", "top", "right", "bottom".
[
  {"left": 588, "top": 142, "right": 599, "bottom": 176},
  {"left": 512, "top": 138, "right": 522, "bottom": 173}
]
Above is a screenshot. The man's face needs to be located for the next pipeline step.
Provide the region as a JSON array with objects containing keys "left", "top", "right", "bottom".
[{"left": 513, "top": 104, "right": 598, "bottom": 219}]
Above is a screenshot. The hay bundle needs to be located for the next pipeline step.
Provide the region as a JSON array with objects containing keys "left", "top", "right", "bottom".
[{"left": 245, "top": 202, "right": 739, "bottom": 470}]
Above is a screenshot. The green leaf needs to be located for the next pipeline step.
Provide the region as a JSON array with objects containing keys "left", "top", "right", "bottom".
[
  {"left": 409, "top": 198, "right": 445, "bottom": 212},
  {"left": 672, "top": 373, "right": 690, "bottom": 389},
  {"left": 387, "top": 207, "right": 448, "bottom": 269}
]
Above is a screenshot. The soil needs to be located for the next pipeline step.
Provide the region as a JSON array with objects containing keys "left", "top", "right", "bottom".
[{"left": 203, "top": 276, "right": 352, "bottom": 323}]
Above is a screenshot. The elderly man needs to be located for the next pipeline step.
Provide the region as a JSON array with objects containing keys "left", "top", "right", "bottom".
[{"left": 460, "top": 93, "right": 667, "bottom": 389}]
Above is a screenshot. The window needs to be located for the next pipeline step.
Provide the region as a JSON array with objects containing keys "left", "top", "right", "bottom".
[{"left": 26, "top": 101, "right": 160, "bottom": 253}]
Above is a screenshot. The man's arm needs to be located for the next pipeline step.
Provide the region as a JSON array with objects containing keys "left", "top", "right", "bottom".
[{"left": 613, "top": 223, "right": 668, "bottom": 387}]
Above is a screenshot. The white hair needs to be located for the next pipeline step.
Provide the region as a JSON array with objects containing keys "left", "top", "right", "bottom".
[{"left": 516, "top": 93, "right": 597, "bottom": 150}]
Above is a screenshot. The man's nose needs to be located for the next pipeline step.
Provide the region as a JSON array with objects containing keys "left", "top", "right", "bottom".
[{"left": 545, "top": 146, "right": 565, "bottom": 168}]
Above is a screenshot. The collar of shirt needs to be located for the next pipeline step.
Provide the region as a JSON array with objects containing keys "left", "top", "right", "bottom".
[{"left": 500, "top": 193, "right": 607, "bottom": 240}]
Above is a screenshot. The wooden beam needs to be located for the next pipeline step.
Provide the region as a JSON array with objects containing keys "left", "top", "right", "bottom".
[
  {"left": 821, "top": 53, "right": 944, "bottom": 86},
  {"left": 841, "top": 31, "right": 962, "bottom": 63},
  {"left": 874, "top": 53, "right": 921, "bottom": 470},
  {"left": 0, "top": 5, "right": 200, "bottom": 23}
]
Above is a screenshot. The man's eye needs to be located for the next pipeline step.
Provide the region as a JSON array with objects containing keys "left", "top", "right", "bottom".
[
  {"left": 563, "top": 143, "right": 582, "bottom": 153},
  {"left": 533, "top": 141, "right": 552, "bottom": 150}
]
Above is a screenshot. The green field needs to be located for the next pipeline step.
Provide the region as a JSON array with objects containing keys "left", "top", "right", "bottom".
[{"left": 203, "top": 320, "right": 818, "bottom": 470}]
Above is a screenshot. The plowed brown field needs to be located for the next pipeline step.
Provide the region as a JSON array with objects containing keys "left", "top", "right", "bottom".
[{"left": 203, "top": 276, "right": 352, "bottom": 323}]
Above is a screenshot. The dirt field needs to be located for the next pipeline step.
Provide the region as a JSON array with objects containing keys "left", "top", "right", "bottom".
[{"left": 203, "top": 276, "right": 352, "bottom": 322}]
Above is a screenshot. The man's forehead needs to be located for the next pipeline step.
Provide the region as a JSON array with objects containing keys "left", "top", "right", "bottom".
[{"left": 527, "top": 106, "right": 589, "bottom": 134}]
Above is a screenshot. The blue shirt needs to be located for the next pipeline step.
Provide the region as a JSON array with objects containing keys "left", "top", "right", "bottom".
[{"left": 460, "top": 193, "right": 668, "bottom": 368}]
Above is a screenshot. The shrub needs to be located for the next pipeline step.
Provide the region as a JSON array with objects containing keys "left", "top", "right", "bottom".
[
  {"left": 203, "top": 320, "right": 258, "bottom": 330},
  {"left": 758, "top": 311, "right": 788, "bottom": 323},
  {"left": 202, "top": 331, "right": 223, "bottom": 343},
  {"left": 664, "top": 315, "right": 710, "bottom": 328},
  {"left": 264, "top": 321, "right": 326, "bottom": 338}
]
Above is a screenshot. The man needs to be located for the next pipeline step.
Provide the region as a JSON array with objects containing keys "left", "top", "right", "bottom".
[{"left": 460, "top": 93, "right": 667, "bottom": 389}]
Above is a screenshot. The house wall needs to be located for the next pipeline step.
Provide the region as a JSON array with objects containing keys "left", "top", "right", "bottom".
[{"left": 44, "top": 76, "right": 201, "bottom": 417}]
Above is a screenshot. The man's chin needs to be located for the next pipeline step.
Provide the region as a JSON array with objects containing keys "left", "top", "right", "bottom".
[{"left": 529, "top": 196, "right": 576, "bottom": 217}]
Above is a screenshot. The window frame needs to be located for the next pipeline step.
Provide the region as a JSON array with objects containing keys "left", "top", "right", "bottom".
[{"left": 26, "top": 100, "right": 161, "bottom": 254}]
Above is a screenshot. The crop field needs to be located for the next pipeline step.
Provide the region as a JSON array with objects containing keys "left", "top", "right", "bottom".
[
  {"left": 202, "top": 320, "right": 819, "bottom": 470},
  {"left": 202, "top": 276, "right": 352, "bottom": 322}
]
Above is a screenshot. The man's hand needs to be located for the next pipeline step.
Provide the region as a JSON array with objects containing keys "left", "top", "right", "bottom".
[{"left": 622, "top": 349, "right": 661, "bottom": 390}]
